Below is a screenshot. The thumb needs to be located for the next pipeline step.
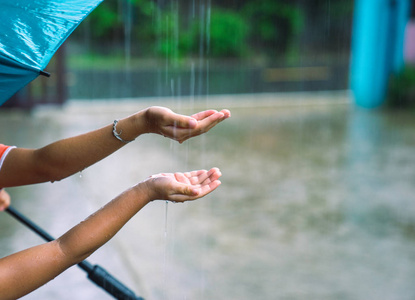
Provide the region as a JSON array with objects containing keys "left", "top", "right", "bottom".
[
  {"left": 173, "top": 115, "right": 197, "bottom": 129},
  {"left": 174, "top": 183, "right": 198, "bottom": 197}
]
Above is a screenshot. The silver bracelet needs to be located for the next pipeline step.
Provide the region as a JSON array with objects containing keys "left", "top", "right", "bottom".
[{"left": 112, "top": 120, "right": 135, "bottom": 144}]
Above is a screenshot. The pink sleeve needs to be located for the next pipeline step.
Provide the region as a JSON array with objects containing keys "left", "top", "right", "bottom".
[
  {"left": 0, "top": 144, "right": 15, "bottom": 171},
  {"left": 0, "top": 144, "right": 10, "bottom": 160}
]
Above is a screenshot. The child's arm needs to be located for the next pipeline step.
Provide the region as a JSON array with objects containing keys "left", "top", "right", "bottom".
[
  {"left": 0, "top": 168, "right": 221, "bottom": 300},
  {"left": 0, "top": 107, "right": 230, "bottom": 188}
]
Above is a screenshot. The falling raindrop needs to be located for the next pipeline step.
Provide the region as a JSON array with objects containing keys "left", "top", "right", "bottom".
[
  {"left": 163, "top": 199, "right": 168, "bottom": 299},
  {"left": 205, "top": 59, "right": 209, "bottom": 106},
  {"left": 164, "top": 200, "right": 169, "bottom": 238},
  {"left": 190, "top": 61, "right": 195, "bottom": 103},
  {"left": 123, "top": 0, "right": 132, "bottom": 67},
  {"left": 206, "top": 0, "right": 211, "bottom": 55},
  {"left": 192, "top": 0, "right": 195, "bottom": 18},
  {"left": 198, "top": 3, "right": 205, "bottom": 58},
  {"left": 123, "top": 0, "right": 133, "bottom": 97}
]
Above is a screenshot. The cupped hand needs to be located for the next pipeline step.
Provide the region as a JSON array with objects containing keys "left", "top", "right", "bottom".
[
  {"left": 144, "top": 168, "right": 222, "bottom": 202},
  {"left": 144, "top": 106, "right": 230, "bottom": 143},
  {"left": 0, "top": 189, "right": 10, "bottom": 211}
]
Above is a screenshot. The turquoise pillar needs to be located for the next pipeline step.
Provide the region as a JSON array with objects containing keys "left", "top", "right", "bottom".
[{"left": 350, "top": 0, "right": 411, "bottom": 108}]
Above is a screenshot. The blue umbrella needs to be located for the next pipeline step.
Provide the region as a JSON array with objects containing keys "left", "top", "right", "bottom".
[{"left": 0, "top": 0, "right": 104, "bottom": 106}]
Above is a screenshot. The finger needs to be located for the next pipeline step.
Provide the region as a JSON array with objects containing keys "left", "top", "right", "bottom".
[
  {"left": 184, "top": 170, "right": 209, "bottom": 185},
  {"left": 172, "top": 110, "right": 229, "bottom": 142},
  {"left": 192, "top": 109, "right": 230, "bottom": 122},
  {"left": 185, "top": 169, "right": 221, "bottom": 187},
  {"left": 168, "top": 175, "right": 221, "bottom": 202},
  {"left": 169, "top": 183, "right": 199, "bottom": 202},
  {"left": 220, "top": 109, "right": 231, "bottom": 118},
  {"left": 198, "top": 167, "right": 221, "bottom": 179},
  {"left": 169, "top": 180, "right": 221, "bottom": 202},
  {"left": 198, "top": 179, "right": 222, "bottom": 198},
  {"left": 185, "top": 169, "right": 208, "bottom": 178},
  {"left": 205, "top": 167, "right": 222, "bottom": 183},
  {"left": 174, "top": 172, "right": 191, "bottom": 184},
  {"left": 196, "top": 111, "right": 228, "bottom": 132},
  {"left": 170, "top": 115, "right": 197, "bottom": 129},
  {"left": 191, "top": 110, "right": 218, "bottom": 121},
  {"left": 158, "top": 107, "right": 197, "bottom": 129},
  {"left": 190, "top": 168, "right": 221, "bottom": 182}
]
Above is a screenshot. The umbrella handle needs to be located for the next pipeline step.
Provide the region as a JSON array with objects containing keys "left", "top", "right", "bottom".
[
  {"left": 5, "top": 205, "right": 144, "bottom": 300},
  {"left": 87, "top": 264, "right": 144, "bottom": 300}
]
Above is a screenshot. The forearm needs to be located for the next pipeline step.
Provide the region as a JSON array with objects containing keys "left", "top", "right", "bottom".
[
  {"left": 57, "top": 183, "right": 150, "bottom": 263},
  {"left": 0, "top": 241, "right": 70, "bottom": 300},
  {"left": 0, "top": 183, "right": 150, "bottom": 300},
  {"left": 0, "top": 112, "right": 146, "bottom": 187},
  {"left": 34, "top": 121, "right": 132, "bottom": 180}
]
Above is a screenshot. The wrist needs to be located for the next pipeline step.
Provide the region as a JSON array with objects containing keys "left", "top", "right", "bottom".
[
  {"left": 115, "top": 110, "right": 147, "bottom": 142},
  {"left": 142, "top": 106, "right": 162, "bottom": 135},
  {"left": 132, "top": 180, "right": 155, "bottom": 204},
  {"left": 130, "top": 108, "right": 149, "bottom": 136}
]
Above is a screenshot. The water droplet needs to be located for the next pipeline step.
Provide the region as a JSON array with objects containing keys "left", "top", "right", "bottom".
[
  {"left": 190, "top": 61, "right": 195, "bottom": 99},
  {"left": 206, "top": 1, "right": 211, "bottom": 54},
  {"left": 164, "top": 200, "right": 169, "bottom": 238},
  {"left": 192, "top": 0, "right": 195, "bottom": 18}
]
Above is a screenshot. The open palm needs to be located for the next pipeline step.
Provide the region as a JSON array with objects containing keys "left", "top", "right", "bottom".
[{"left": 147, "top": 168, "right": 222, "bottom": 202}]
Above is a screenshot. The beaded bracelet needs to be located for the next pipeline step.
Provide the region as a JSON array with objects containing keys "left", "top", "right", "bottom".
[{"left": 112, "top": 120, "right": 135, "bottom": 144}]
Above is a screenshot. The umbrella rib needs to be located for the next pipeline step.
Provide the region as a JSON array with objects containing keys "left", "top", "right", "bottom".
[{"left": 39, "top": 70, "right": 50, "bottom": 77}]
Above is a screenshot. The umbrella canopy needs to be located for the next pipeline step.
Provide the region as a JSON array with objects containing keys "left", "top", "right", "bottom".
[{"left": 0, "top": 0, "right": 104, "bottom": 106}]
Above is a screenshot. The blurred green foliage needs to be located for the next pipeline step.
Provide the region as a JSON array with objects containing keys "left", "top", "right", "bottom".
[
  {"left": 73, "top": 0, "right": 352, "bottom": 59},
  {"left": 74, "top": 0, "right": 302, "bottom": 58},
  {"left": 80, "top": 0, "right": 157, "bottom": 48},
  {"left": 242, "top": 0, "right": 303, "bottom": 54},
  {"left": 208, "top": 9, "right": 249, "bottom": 57},
  {"left": 156, "top": 8, "right": 249, "bottom": 58},
  {"left": 87, "top": 3, "right": 119, "bottom": 38},
  {"left": 387, "top": 66, "right": 415, "bottom": 108}
]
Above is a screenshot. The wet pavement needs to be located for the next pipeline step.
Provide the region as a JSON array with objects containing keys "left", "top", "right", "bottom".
[{"left": 1, "top": 91, "right": 415, "bottom": 300}]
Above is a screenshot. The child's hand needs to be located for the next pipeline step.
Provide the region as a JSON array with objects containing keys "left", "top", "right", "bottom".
[
  {"left": 143, "top": 168, "right": 222, "bottom": 202},
  {"left": 0, "top": 189, "right": 10, "bottom": 211},
  {"left": 143, "top": 106, "right": 230, "bottom": 143}
]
